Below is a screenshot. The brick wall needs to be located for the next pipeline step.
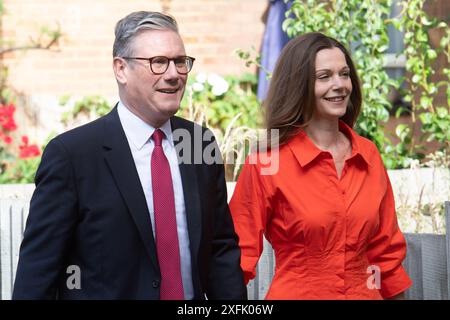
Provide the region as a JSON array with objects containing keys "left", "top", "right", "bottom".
[
  {"left": 0, "top": 0, "right": 266, "bottom": 142},
  {"left": 1, "top": 0, "right": 266, "bottom": 98},
  {"left": 1, "top": 0, "right": 447, "bottom": 146}
]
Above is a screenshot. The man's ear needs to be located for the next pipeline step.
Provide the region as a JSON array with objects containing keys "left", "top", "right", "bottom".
[{"left": 113, "top": 57, "right": 127, "bottom": 85}]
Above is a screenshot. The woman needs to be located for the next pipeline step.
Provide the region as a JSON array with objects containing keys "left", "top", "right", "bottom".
[{"left": 229, "top": 32, "right": 412, "bottom": 299}]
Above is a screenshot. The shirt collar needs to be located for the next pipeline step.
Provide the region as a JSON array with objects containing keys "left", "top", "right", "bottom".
[
  {"left": 117, "top": 101, "right": 174, "bottom": 150},
  {"left": 287, "top": 120, "right": 372, "bottom": 168}
]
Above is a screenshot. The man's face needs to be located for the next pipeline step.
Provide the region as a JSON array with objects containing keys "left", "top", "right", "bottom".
[{"left": 117, "top": 29, "right": 188, "bottom": 127}]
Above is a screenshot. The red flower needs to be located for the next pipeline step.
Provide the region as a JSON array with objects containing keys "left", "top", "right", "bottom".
[
  {"left": 3, "top": 135, "right": 13, "bottom": 144},
  {"left": 18, "top": 135, "right": 41, "bottom": 159},
  {"left": 19, "top": 145, "right": 41, "bottom": 158},
  {"left": 0, "top": 131, "right": 12, "bottom": 144},
  {"left": 0, "top": 103, "right": 17, "bottom": 132}
]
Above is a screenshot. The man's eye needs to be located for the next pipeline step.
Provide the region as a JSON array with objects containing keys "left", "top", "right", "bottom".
[
  {"left": 174, "top": 58, "right": 186, "bottom": 65},
  {"left": 153, "top": 58, "right": 167, "bottom": 65}
]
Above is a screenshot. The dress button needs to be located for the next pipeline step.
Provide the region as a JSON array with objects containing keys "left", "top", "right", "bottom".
[{"left": 152, "top": 280, "right": 160, "bottom": 288}]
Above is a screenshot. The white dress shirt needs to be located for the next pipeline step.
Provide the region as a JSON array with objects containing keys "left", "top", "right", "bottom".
[{"left": 117, "top": 101, "right": 194, "bottom": 299}]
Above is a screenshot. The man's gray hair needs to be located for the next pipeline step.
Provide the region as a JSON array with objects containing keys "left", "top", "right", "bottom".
[{"left": 113, "top": 11, "right": 179, "bottom": 58}]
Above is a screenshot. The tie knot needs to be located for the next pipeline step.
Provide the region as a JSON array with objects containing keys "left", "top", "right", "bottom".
[{"left": 152, "top": 129, "right": 165, "bottom": 147}]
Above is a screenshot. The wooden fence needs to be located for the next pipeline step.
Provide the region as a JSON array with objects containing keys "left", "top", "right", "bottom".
[{"left": 0, "top": 194, "right": 449, "bottom": 300}]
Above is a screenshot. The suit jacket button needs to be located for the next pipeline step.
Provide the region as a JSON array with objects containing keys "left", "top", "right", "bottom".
[{"left": 152, "top": 280, "right": 160, "bottom": 288}]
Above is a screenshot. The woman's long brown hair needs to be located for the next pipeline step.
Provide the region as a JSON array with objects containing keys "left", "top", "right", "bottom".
[{"left": 263, "top": 32, "right": 362, "bottom": 146}]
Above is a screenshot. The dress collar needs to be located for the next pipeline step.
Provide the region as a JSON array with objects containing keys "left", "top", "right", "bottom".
[{"left": 287, "top": 120, "right": 372, "bottom": 168}]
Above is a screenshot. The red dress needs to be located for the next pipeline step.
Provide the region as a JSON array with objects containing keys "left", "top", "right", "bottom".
[{"left": 229, "top": 121, "right": 412, "bottom": 299}]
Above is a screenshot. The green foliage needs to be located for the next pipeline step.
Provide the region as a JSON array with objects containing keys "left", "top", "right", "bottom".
[
  {"left": 0, "top": 157, "right": 41, "bottom": 184},
  {"left": 177, "top": 73, "right": 261, "bottom": 181},
  {"left": 283, "top": 0, "right": 449, "bottom": 169},
  {"left": 419, "top": 107, "right": 450, "bottom": 143},
  {"left": 284, "top": 0, "right": 396, "bottom": 164},
  {"left": 0, "top": 132, "right": 55, "bottom": 184},
  {"left": 59, "top": 95, "right": 112, "bottom": 125},
  {"left": 235, "top": 47, "right": 271, "bottom": 79},
  {"left": 179, "top": 73, "right": 262, "bottom": 132},
  {"left": 395, "top": 0, "right": 450, "bottom": 155},
  {"left": 0, "top": 0, "right": 64, "bottom": 184},
  {"left": 0, "top": 143, "right": 15, "bottom": 176}
]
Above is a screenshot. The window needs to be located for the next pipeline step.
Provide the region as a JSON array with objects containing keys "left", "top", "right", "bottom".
[{"left": 385, "top": 0, "right": 410, "bottom": 116}]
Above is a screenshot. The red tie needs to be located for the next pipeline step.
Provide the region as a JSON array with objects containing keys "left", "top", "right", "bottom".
[{"left": 151, "top": 129, "right": 184, "bottom": 300}]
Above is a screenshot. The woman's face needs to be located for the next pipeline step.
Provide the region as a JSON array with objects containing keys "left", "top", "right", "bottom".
[{"left": 313, "top": 47, "right": 352, "bottom": 121}]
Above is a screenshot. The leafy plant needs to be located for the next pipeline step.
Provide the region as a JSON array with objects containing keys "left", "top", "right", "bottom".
[
  {"left": 235, "top": 47, "right": 271, "bottom": 78},
  {"left": 283, "top": 0, "right": 399, "bottom": 166},
  {"left": 59, "top": 95, "right": 112, "bottom": 126},
  {"left": 284, "top": 0, "right": 449, "bottom": 169},
  {"left": 0, "top": 103, "right": 41, "bottom": 183},
  {"left": 179, "top": 73, "right": 262, "bottom": 132},
  {"left": 393, "top": 0, "right": 450, "bottom": 156},
  {"left": 178, "top": 74, "right": 261, "bottom": 181},
  {"left": 0, "top": 157, "right": 41, "bottom": 184},
  {"left": 0, "top": 0, "right": 62, "bottom": 183},
  {"left": 238, "top": 0, "right": 448, "bottom": 169}
]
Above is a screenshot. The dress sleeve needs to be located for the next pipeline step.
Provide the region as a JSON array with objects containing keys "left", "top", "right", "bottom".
[
  {"left": 366, "top": 168, "right": 413, "bottom": 298},
  {"left": 229, "top": 158, "right": 272, "bottom": 284}
]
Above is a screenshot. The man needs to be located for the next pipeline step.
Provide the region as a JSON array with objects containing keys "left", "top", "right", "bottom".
[{"left": 13, "top": 11, "right": 247, "bottom": 300}]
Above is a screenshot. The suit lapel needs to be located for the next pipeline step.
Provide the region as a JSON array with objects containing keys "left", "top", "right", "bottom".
[
  {"left": 101, "top": 110, "right": 203, "bottom": 280},
  {"left": 171, "top": 117, "right": 202, "bottom": 266},
  {"left": 102, "top": 106, "right": 159, "bottom": 271}
]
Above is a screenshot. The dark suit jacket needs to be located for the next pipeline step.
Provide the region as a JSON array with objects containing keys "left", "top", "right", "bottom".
[{"left": 12, "top": 106, "right": 247, "bottom": 299}]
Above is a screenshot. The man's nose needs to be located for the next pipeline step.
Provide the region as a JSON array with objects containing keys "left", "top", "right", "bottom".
[{"left": 163, "top": 60, "right": 180, "bottom": 80}]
